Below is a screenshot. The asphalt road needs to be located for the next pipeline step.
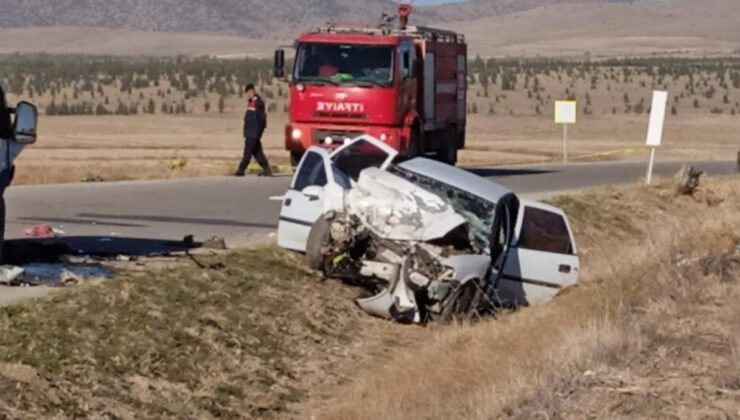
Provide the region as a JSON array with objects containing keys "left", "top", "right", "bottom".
[{"left": 6, "top": 160, "right": 737, "bottom": 254}]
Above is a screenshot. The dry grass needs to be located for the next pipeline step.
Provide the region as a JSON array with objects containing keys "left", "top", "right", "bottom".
[
  {"left": 10, "top": 112, "right": 739, "bottom": 185},
  {"left": 0, "top": 248, "right": 370, "bottom": 418},
  {"left": 0, "top": 177, "right": 736, "bottom": 419},
  {"left": 13, "top": 114, "right": 294, "bottom": 184},
  {"left": 303, "top": 176, "right": 740, "bottom": 419}
]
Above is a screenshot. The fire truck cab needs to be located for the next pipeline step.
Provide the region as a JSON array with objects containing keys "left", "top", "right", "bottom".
[{"left": 275, "top": 4, "right": 467, "bottom": 166}]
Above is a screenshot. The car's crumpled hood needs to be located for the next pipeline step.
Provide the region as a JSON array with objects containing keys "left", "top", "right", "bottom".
[{"left": 346, "top": 167, "right": 467, "bottom": 241}]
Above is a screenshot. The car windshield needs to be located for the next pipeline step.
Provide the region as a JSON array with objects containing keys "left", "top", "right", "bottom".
[
  {"left": 294, "top": 43, "right": 394, "bottom": 87},
  {"left": 389, "top": 166, "right": 496, "bottom": 252}
]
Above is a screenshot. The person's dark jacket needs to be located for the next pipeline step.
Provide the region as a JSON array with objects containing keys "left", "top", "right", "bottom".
[
  {"left": 243, "top": 95, "right": 267, "bottom": 139},
  {"left": 0, "top": 86, "right": 13, "bottom": 140}
]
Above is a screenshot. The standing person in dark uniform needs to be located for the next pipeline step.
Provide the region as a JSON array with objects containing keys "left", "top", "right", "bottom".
[
  {"left": 235, "top": 84, "right": 272, "bottom": 177},
  {"left": 0, "top": 85, "right": 13, "bottom": 140}
]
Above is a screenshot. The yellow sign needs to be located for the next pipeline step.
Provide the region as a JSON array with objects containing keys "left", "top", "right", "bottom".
[{"left": 555, "top": 101, "right": 577, "bottom": 124}]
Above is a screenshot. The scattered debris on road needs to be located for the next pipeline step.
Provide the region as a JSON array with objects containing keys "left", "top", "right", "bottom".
[
  {"left": 23, "top": 224, "right": 63, "bottom": 238},
  {"left": 0, "top": 266, "right": 24, "bottom": 285},
  {"left": 0, "top": 263, "right": 112, "bottom": 287},
  {"left": 203, "top": 236, "right": 227, "bottom": 250}
]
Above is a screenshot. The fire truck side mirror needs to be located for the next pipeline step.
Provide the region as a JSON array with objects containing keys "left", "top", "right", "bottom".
[{"left": 274, "top": 49, "right": 285, "bottom": 79}]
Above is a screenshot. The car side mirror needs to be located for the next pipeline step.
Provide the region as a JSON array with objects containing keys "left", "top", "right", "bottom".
[
  {"left": 13, "top": 102, "right": 37, "bottom": 145},
  {"left": 274, "top": 49, "right": 285, "bottom": 79}
]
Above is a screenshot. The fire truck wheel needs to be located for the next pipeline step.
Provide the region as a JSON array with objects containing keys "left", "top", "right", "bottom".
[
  {"left": 290, "top": 152, "right": 304, "bottom": 168},
  {"left": 439, "top": 142, "right": 458, "bottom": 166},
  {"left": 408, "top": 125, "right": 422, "bottom": 158}
]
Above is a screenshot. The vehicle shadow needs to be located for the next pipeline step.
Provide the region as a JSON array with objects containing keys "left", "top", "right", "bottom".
[
  {"left": 4, "top": 236, "right": 200, "bottom": 264},
  {"left": 465, "top": 167, "right": 558, "bottom": 178}
]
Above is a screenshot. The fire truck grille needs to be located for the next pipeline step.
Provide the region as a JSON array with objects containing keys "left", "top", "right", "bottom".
[
  {"left": 313, "top": 129, "right": 365, "bottom": 145},
  {"left": 314, "top": 112, "right": 368, "bottom": 119}
]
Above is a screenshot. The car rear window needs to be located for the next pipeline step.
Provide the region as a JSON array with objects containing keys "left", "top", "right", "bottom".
[
  {"left": 332, "top": 139, "right": 389, "bottom": 181},
  {"left": 518, "top": 207, "right": 573, "bottom": 255}
]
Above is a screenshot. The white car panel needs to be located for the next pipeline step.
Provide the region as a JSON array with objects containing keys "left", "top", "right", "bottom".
[{"left": 497, "top": 199, "right": 580, "bottom": 306}]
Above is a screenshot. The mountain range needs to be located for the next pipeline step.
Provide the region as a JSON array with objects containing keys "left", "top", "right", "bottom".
[
  {"left": 0, "top": 0, "right": 625, "bottom": 37},
  {"left": 0, "top": 0, "right": 738, "bottom": 57}
]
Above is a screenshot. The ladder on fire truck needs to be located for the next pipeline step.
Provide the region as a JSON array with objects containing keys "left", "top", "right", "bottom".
[{"left": 316, "top": 2, "right": 465, "bottom": 45}]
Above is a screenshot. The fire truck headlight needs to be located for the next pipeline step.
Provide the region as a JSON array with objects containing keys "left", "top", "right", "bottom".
[
  {"left": 379, "top": 133, "right": 388, "bottom": 142},
  {"left": 291, "top": 128, "right": 303, "bottom": 140},
  {"left": 324, "top": 136, "right": 333, "bottom": 145}
]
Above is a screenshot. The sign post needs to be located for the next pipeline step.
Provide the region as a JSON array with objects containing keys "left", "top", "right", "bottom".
[
  {"left": 645, "top": 91, "right": 668, "bottom": 186},
  {"left": 555, "top": 101, "right": 577, "bottom": 163}
]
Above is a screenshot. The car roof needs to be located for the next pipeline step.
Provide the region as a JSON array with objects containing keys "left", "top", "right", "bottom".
[{"left": 397, "top": 158, "right": 513, "bottom": 204}]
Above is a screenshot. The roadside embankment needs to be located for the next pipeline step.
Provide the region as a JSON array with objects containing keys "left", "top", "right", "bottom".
[{"left": 0, "top": 176, "right": 736, "bottom": 419}]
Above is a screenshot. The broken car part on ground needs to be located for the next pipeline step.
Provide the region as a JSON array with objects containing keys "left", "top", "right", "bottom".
[{"left": 277, "top": 135, "right": 580, "bottom": 324}]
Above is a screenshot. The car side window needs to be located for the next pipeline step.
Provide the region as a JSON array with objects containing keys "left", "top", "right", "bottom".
[
  {"left": 331, "top": 165, "right": 352, "bottom": 190},
  {"left": 293, "top": 152, "right": 327, "bottom": 191},
  {"left": 518, "top": 207, "right": 574, "bottom": 255}
]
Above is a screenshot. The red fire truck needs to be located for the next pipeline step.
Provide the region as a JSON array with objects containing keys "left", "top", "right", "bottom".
[{"left": 274, "top": 4, "right": 467, "bottom": 166}]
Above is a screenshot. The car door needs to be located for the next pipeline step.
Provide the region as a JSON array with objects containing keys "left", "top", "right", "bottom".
[
  {"left": 496, "top": 199, "right": 580, "bottom": 306},
  {"left": 330, "top": 135, "right": 398, "bottom": 181},
  {"left": 277, "top": 148, "right": 334, "bottom": 251}
]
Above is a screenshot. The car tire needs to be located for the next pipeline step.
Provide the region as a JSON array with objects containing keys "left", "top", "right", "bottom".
[
  {"left": 439, "top": 281, "right": 481, "bottom": 322},
  {"left": 305, "top": 215, "right": 332, "bottom": 271}
]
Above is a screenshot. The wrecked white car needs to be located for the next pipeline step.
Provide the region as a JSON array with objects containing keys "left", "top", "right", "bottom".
[{"left": 277, "top": 136, "right": 579, "bottom": 323}]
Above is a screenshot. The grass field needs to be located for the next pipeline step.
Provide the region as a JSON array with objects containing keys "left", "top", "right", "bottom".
[
  {"left": 308, "top": 175, "right": 740, "bottom": 419},
  {"left": 3, "top": 54, "right": 739, "bottom": 184},
  {"left": 9, "top": 110, "right": 738, "bottom": 185},
  {"left": 0, "top": 176, "right": 735, "bottom": 418}
]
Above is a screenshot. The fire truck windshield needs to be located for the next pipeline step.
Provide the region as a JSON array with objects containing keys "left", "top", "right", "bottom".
[{"left": 294, "top": 43, "right": 394, "bottom": 87}]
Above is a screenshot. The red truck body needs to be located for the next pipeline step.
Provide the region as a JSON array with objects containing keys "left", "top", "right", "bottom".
[{"left": 280, "top": 5, "right": 467, "bottom": 165}]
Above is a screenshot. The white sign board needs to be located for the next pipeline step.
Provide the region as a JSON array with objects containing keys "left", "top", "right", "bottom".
[
  {"left": 646, "top": 91, "right": 668, "bottom": 147},
  {"left": 555, "top": 101, "right": 577, "bottom": 124}
]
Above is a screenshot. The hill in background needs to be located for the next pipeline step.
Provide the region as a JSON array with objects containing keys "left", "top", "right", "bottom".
[
  {"left": 0, "top": 0, "right": 625, "bottom": 37},
  {"left": 0, "top": 0, "right": 738, "bottom": 57}
]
